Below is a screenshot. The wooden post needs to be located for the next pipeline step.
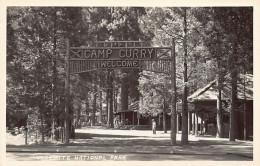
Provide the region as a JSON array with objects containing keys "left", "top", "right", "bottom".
[
  {"left": 109, "top": 71, "right": 114, "bottom": 128},
  {"left": 192, "top": 113, "right": 195, "bottom": 135},
  {"left": 137, "top": 112, "right": 140, "bottom": 125},
  {"left": 181, "top": 8, "right": 189, "bottom": 145},
  {"left": 107, "top": 89, "right": 111, "bottom": 128},
  {"left": 133, "top": 111, "right": 135, "bottom": 125},
  {"left": 200, "top": 114, "right": 204, "bottom": 135},
  {"left": 25, "top": 128, "right": 28, "bottom": 145},
  {"left": 99, "top": 90, "right": 103, "bottom": 124},
  {"left": 170, "top": 38, "right": 177, "bottom": 145},
  {"left": 106, "top": 88, "right": 109, "bottom": 123},
  {"left": 190, "top": 112, "right": 192, "bottom": 134},
  {"left": 64, "top": 39, "right": 70, "bottom": 143},
  {"left": 176, "top": 113, "right": 179, "bottom": 134},
  {"left": 121, "top": 112, "right": 123, "bottom": 124},
  {"left": 195, "top": 112, "right": 198, "bottom": 136},
  {"left": 158, "top": 113, "right": 161, "bottom": 127},
  {"left": 60, "top": 127, "right": 63, "bottom": 142},
  {"left": 99, "top": 71, "right": 103, "bottom": 124},
  {"left": 188, "top": 112, "right": 190, "bottom": 135}
]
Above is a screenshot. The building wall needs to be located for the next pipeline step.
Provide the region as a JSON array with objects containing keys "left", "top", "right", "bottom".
[{"left": 194, "top": 100, "right": 253, "bottom": 140}]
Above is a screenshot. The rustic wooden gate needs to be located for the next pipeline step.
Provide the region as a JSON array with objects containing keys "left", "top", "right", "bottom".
[{"left": 63, "top": 39, "right": 177, "bottom": 144}]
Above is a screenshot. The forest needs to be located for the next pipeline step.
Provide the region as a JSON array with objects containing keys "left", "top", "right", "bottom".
[{"left": 6, "top": 7, "right": 253, "bottom": 145}]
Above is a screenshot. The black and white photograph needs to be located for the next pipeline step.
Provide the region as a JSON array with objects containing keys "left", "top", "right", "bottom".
[{"left": 2, "top": 1, "right": 259, "bottom": 165}]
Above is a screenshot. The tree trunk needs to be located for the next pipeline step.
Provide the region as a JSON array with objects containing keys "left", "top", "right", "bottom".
[
  {"left": 40, "top": 93, "right": 45, "bottom": 143},
  {"left": 229, "top": 40, "right": 238, "bottom": 141},
  {"left": 40, "top": 108, "right": 44, "bottom": 143},
  {"left": 181, "top": 7, "right": 189, "bottom": 145},
  {"left": 114, "top": 88, "right": 118, "bottom": 112},
  {"left": 243, "top": 102, "right": 247, "bottom": 140},
  {"left": 171, "top": 38, "right": 177, "bottom": 145},
  {"left": 107, "top": 71, "right": 114, "bottom": 128},
  {"left": 51, "top": 7, "right": 57, "bottom": 140},
  {"left": 37, "top": 70, "right": 44, "bottom": 143},
  {"left": 121, "top": 73, "right": 129, "bottom": 125},
  {"left": 229, "top": 69, "right": 238, "bottom": 141},
  {"left": 163, "top": 110, "right": 167, "bottom": 133},
  {"left": 68, "top": 106, "right": 74, "bottom": 139},
  {"left": 85, "top": 87, "right": 90, "bottom": 125},
  {"left": 109, "top": 72, "right": 114, "bottom": 128},
  {"left": 37, "top": 48, "right": 44, "bottom": 143},
  {"left": 64, "top": 39, "right": 70, "bottom": 143},
  {"left": 106, "top": 85, "right": 110, "bottom": 123},
  {"left": 163, "top": 87, "right": 167, "bottom": 133},
  {"left": 109, "top": 87, "right": 114, "bottom": 128},
  {"left": 76, "top": 108, "right": 80, "bottom": 128},
  {"left": 243, "top": 72, "right": 247, "bottom": 140},
  {"left": 216, "top": 67, "right": 223, "bottom": 138},
  {"left": 99, "top": 89, "right": 103, "bottom": 124},
  {"left": 229, "top": 71, "right": 237, "bottom": 141},
  {"left": 158, "top": 114, "right": 161, "bottom": 127},
  {"left": 92, "top": 73, "right": 97, "bottom": 126}
]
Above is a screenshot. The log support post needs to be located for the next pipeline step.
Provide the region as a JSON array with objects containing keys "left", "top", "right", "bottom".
[{"left": 170, "top": 38, "right": 177, "bottom": 145}]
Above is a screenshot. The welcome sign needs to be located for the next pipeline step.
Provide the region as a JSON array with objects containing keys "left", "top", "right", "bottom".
[{"left": 68, "top": 41, "right": 172, "bottom": 74}]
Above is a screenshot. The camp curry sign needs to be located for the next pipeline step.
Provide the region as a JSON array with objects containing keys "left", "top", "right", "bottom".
[
  {"left": 68, "top": 41, "right": 173, "bottom": 74},
  {"left": 73, "top": 48, "right": 156, "bottom": 59}
]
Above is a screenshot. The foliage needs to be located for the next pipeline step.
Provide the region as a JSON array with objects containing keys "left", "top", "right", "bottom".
[
  {"left": 7, "top": 7, "right": 253, "bottom": 143},
  {"left": 138, "top": 71, "right": 171, "bottom": 116}
]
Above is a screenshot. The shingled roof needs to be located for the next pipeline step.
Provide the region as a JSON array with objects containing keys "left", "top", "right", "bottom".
[{"left": 188, "top": 74, "right": 253, "bottom": 102}]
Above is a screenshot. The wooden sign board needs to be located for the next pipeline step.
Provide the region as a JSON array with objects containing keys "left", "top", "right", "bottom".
[
  {"left": 68, "top": 44, "right": 172, "bottom": 74},
  {"left": 70, "top": 59, "right": 172, "bottom": 74},
  {"left": 70, "top": 47, "right": 157, "bottom": 60}
]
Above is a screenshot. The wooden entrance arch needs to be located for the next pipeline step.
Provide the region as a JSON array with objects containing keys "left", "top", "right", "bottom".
[{"left": 63, "top": 39, "right": 177, "bottom": 144}]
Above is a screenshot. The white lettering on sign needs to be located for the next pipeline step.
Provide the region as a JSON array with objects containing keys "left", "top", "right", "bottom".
[
  {"left": 83, "top": 49, "right": 112, "bottom": 59},
  {"left": 119, "top": 48, "right": 154, "bottom": 59},
  {"left": 106, "top": 49, "right": 112, "bottom": 57},
  {"left": 100, "top": 60, "right": 139, "bottom": 68},
  {"left": 141, "top": 49, "right": 146, "bottom": 58},
  {"left": 74, "top": 48, "right": 155, "bottom": 59},
  {"left": 147, "top": 49, "right": 154, "bottom": 58}
]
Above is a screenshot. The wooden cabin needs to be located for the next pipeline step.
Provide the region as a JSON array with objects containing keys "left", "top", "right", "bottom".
[{"left": 186, "top": 74, "right": 253, "bottom": 140}]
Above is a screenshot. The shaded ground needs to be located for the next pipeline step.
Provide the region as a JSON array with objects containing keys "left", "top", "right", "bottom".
[{"left": 6, "top": 126, "right": 253, "bottom": 161}]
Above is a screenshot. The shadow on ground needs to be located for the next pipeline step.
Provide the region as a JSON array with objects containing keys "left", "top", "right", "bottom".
[{"left": 75, "top": 132, "right": 149, "bottom": 139}]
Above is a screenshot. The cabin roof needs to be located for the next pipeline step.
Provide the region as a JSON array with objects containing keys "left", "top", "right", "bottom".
[{"left": 188, "top": 74, "right": 253, "bottom": 102}]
